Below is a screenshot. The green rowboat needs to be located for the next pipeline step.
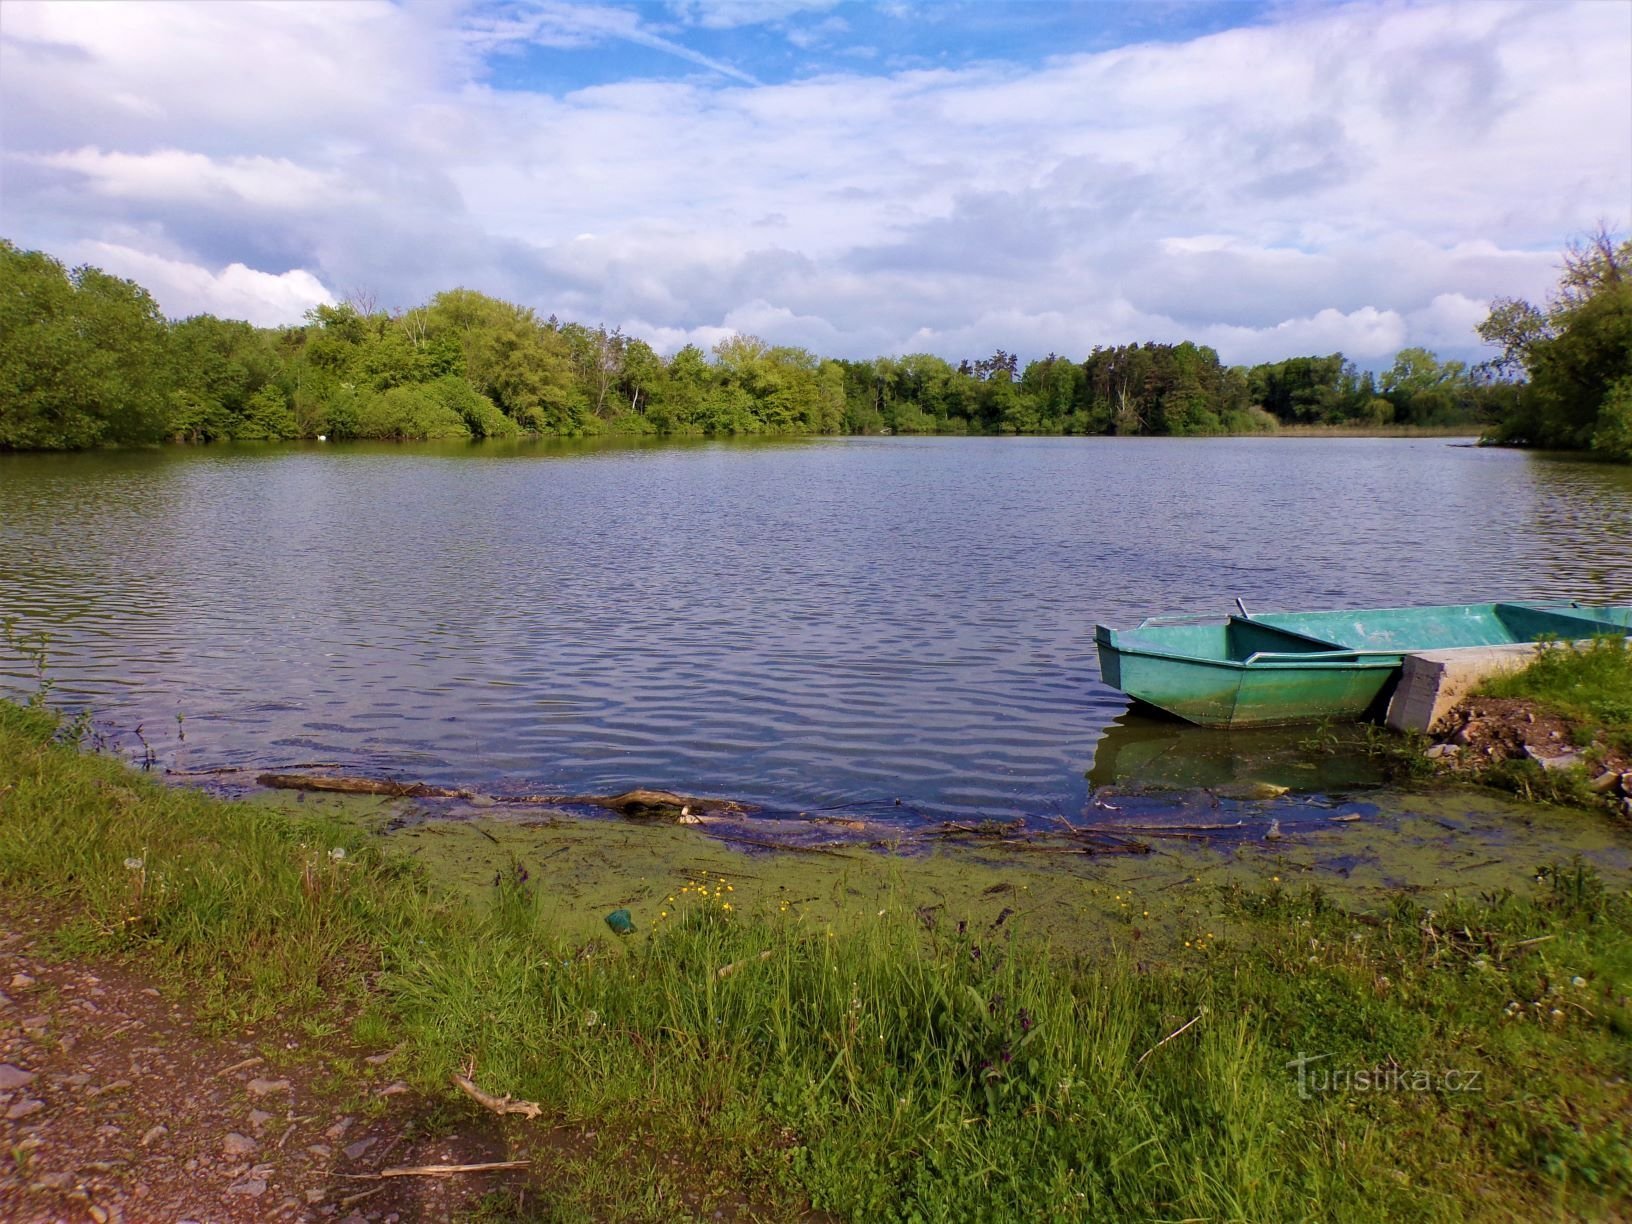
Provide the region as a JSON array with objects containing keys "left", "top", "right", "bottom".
[{"left": 1095, "top": 601, "right": 1632, "bottom": 728}]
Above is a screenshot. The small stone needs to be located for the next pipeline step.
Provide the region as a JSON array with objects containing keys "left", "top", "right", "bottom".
[
  {"left": 1425, "top": 744, "right": 1456, "bottom": 760},
  {"left": 222, "top": 1132, "right": 258, "bottom": 1158},
  {"left": 307, "top": 1189, "right": 328, "bottom": 1204},
  {"left": 325, "top": 1117, "right": 354, "bottom": 1141},
  {"left": 62, "top": 1073, "right": 91, "bottom": 1087},
  {"left": 306, "top": 1144, "right": 332, "bottom": 1158},
  {"left": 1591, "top": 769, "right": 1621, "bottom": 793},
  {"left": 248, "top": 1109, "right": 273, "bottom": 1130},
  {"left": 6, "top": 1098, "right": 45, "bottom": 1119},
  {"left": 246, "top": 1077, "right": 291, "bottom": 1096},
  {"left": 140, "top": 1124, "right": 168, "bottom": 1146},
  {"left": 467, "top": 794, "right": 496, "bottom": 808},
  {"left": 33, "top": 1171, "right": 74, "bottom": 1191},
  {"left": 0, "top": 1064, "right": 36, "bottom": 1091},
  {"left": 1621, "top": 771, "right": 1632, "bottom": 794},
  {"left": 87, "top": 1206, "right": 109, "bottom": 1224},
  {"left": 226, "top": 1178, "right": 268, "bottom": 1198},
  {"left": 343, "top": 1136, "right": 376, "bottom": 1160},
  {"left": 376, "top": 1080, "right": 409, "bottom": 1097},
  {"left": 9, "top": 973, "right": 35, "bottom": 990},
  {"left": 1524, "top": 744, "right": 1581, "bottom": 771}
]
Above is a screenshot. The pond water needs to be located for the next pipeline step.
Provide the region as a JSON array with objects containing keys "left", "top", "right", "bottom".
[{"left": 3, "top": 436, "right": 1630, "bottom": 820}]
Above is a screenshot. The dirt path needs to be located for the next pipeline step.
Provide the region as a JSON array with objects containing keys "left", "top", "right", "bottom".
[{"left": 0, "top": 906, "right": 513, "bottom": 1223}]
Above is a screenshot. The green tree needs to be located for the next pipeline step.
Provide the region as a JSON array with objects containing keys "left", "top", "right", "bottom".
[
  {"left": 1480, "top": 227, "right": 1632, "bottom": 455},
  {"left": 0, "top": 241, "right": 170, "bottom": 449}
]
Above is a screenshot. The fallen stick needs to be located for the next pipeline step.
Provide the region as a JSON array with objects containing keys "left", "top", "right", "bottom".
[
  {"left": 1136, "top": 1009, "right": 1205, "bottom": 1066},
  {"left": 344, "top": 1161, "right": 529, "bottom": 1180},
  {"left": 716, "top": 950, "right": 774, "bottom": 981},
  {"left": 453, "top": 1073, "right": 543, "bottom": 1119}
]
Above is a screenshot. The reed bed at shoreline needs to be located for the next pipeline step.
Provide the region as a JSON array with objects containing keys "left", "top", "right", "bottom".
[{"left": 2, "top": 700, "right": 1628, "bottom": 1220}]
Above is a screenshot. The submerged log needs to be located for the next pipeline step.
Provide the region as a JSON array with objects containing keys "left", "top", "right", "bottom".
[
  {"left": 255, "top": 774, "right": 756, "bottom": 819},
  {"left": 550, "top": 788, "right": 753, "bottom": 819},
  {"left": 256, "top": 773, "right": 469, "bottom": 798}
]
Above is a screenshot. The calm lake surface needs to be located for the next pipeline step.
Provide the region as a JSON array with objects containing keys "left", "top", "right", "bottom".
[{"left": 3, "top": 437, "right": 1630, "bottom": 819}]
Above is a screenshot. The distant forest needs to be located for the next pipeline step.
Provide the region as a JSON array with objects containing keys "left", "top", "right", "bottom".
[{"left": 2, "top": 232, "right": 1626, "bottom": 459}]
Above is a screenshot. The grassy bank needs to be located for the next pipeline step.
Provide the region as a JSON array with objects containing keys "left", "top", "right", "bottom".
[{"left": 2, "top": 701, "right": 1630, "bottom": 1221}]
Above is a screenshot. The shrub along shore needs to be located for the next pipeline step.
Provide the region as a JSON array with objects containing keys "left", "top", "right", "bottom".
[{"left": 1, "top": 699, "right": 1629, "bottom": 1220}]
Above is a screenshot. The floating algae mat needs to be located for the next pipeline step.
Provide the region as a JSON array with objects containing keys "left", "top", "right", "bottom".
[{"left": 250, "top": 776, "right": 1632, "bottom": 958}]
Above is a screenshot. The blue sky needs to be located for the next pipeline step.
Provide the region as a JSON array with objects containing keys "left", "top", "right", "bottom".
[
  {"left": 1, "top": 0, "right": 1627, "bottom": 368},
  {"left": 483, "top": 2, "right": 1274, "bottom": 92}
]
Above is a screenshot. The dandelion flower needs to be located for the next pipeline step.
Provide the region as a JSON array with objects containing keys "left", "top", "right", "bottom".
[
  {"left": 329, "top": 847, "right": 346, "bottom": 861},
  {"left": 722, "top": 903, "right": 732, "bottom": 912},
  {"left": 123, "top": 857, "right": 144, "bottom": 871}
]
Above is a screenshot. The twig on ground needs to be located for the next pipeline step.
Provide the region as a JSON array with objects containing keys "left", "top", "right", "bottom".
[
  {"left": 716, "top": 950, "right": 774, "bottom": 981},
  {"left": 453, "top": 1073, "right": 543, "bottom": 1119},
  {"left": 343, "top": 1161, "right": 530, "bottom": 1180},
  {"left": 1136, "top": 1009, "right": 1205, "bottom": 1066}
]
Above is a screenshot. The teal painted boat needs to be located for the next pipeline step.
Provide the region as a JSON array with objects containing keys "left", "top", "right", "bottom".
[{"left": 1095, "top": 601, "right": 1632, "bottom": 728}]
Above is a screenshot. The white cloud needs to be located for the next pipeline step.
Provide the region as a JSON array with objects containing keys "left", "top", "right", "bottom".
[
  {"left": 75, "top": 242, "right": 335, "bottom": 326},
  {"left": 1, "top": 0, "right": 1626, "bottom": 367},
  {"left": 38, "top": 148, "right": 359, "bottom": 211}
]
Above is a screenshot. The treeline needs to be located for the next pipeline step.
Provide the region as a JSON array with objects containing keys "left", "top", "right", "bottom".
[{"left": 0, "top": 235, "right": 1587, "bottom": 453}]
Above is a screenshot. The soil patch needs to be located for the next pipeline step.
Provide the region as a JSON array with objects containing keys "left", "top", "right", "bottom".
[{"left": 0, "top": 902, "right": 515, "bottom": 1223}]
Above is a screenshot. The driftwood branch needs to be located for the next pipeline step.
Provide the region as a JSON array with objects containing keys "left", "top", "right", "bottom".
[{"left": 453, "top": 1073, "right": 543, "bottom": 1119}]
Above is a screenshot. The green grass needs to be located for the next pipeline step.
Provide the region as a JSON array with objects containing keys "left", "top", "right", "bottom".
[{"left": 2, "top": 700, "right": 1630, "bottom": 1220}]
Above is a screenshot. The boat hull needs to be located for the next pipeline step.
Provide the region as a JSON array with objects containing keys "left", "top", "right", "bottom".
[
  {"left": 1096, "top": 600, "right": 1632, "bottom": 728},
  {"left": 1098, "top": 636, "right": 1400, "bottom": 727}
]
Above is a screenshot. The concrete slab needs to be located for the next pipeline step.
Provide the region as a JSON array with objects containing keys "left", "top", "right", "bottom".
[{"left": 1386, "top": 637, "right": 1632, "bottom": 734}]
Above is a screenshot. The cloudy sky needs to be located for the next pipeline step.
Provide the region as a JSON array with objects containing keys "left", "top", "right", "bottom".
[{"left": 1, "top": 0, "right": 1627, "bottom": 368}]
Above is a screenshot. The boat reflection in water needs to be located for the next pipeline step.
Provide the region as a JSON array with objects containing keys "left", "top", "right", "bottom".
[{"left": 1087, "top": 711, "right": 1392, "bottom": 794}]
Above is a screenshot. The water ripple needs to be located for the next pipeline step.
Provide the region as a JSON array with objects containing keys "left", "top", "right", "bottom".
[{"left": 2, "top": 437, "right": 1629, "bottom": 819}]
